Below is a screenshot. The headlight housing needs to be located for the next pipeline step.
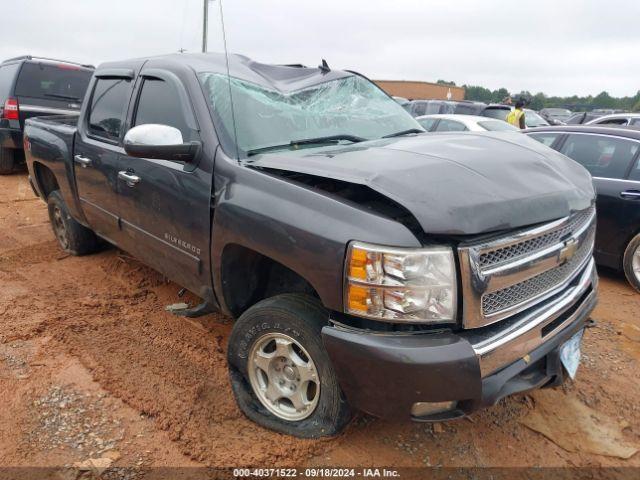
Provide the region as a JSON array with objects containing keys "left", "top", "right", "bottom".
[{"left": 344, "top": 241, "right": 457, "bottom": 323}]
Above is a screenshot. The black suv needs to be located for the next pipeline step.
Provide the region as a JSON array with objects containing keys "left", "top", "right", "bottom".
[{"left": 0, "top": 56, "right": 94, "bottom": 174}]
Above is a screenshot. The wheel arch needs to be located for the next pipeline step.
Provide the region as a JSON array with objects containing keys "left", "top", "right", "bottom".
[
  {"left": 219, "top": 243, "right": 321, "bottom": 319},
  {"left": 32, "top": 161, "right": 60, "bottom": 200}
]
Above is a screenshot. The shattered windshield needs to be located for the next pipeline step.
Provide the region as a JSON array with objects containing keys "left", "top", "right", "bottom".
[{"left": 199, "top": 73, "right": 422, "bottom": 157}]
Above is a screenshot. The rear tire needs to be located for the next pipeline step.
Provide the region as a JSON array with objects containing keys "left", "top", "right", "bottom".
[
  {"left": 623, "top": 233, "right": 640, "bottom": 292},
  {"left": 227, "top": 293, "right": 352, "bottom": 438},
  {"left": 0, "top": 147, "right": 15, "bottom": 175},
  {"left": 47, "top": 190, "right": 99, "bottom": 255}
]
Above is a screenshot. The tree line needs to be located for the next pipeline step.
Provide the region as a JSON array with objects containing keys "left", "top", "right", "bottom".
[{"left": 436, "top": 80, "right": 640, "bottom": 112}]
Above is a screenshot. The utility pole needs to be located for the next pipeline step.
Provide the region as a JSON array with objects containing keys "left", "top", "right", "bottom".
[{"left": 202, "top": 0, "right": 209, "bottom": 53}]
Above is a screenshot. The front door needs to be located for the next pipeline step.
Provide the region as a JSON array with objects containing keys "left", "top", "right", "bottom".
[
  {"left": 116, "top": 71, "right": 212, "bottom": 294},
  {"left": 74, "top": 76, "right": 133, "bottom": 244},
  {"left": 558, "top": 133, "right": 640, "bottom": 267}
]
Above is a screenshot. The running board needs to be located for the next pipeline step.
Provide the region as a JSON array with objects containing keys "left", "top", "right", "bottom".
[{"left": 165, "top": 301, "right": 215, "bottom": 318}]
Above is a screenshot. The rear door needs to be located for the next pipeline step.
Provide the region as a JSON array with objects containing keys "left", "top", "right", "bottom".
[
  {"left": 115, "top": 68, "right": 210, "bottom": 292},
  {"left": 13, "top": 61, "right": 92, "bottom": 128},
  {"left": 557, "top": 133, "right": 640, "bottom": 268},
  {"left": 73, "top": 72, "right": 134, "bottom": 243}
]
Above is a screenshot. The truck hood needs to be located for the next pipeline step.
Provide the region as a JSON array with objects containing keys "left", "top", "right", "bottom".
[{"left": 248, "top": 132, "right": 595, "bottom": 235}]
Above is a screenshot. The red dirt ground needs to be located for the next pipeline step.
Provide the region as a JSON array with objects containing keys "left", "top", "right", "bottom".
[{"left": 0, "top": 170, "right": 638, "bottom": 473}]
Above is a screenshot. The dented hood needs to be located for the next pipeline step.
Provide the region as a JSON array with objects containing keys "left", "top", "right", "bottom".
[{"left": 248, "top": 132, "right": 595, "bottom": 235}]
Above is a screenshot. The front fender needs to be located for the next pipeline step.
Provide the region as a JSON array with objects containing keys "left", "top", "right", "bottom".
[{"left": 211, "top": 156, "right": 421, "bottom": 315}]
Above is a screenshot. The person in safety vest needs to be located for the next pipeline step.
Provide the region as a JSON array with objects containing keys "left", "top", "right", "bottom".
[{"left": 506, "top": 99, "right": 526, "bottom": 129}]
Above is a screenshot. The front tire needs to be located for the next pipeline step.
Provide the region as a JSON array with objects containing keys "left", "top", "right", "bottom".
[
  {"left": 227, "top": 294, "right": 352, "bottom": 438},
  {"left": 47, "top": 190, "right": 99, "bottom": 255},
  {"left": 623, "top": 233, "right": 640, "bottom": 292},
  {"left": 0, "top": 147, "right": 15, "bottom": 175}
]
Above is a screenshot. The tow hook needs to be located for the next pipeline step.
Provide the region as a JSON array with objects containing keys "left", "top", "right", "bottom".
[{"left": 585, "top": 318, "right": 597, "bottom": 329}]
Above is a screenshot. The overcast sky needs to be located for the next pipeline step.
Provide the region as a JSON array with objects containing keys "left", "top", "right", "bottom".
[{"left": 3, "top": 0, "right": 639, "bottom": 97}]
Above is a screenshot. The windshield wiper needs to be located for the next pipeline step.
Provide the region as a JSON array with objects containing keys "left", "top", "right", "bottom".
[
  {"left": 382, "top": 128, "right": 424, "bottom": 138},
  {"left": 246, "top": 134, "right": 365, "bottom": 156},
  {"left": 44, "top": 93, "right": 82, "bottom": 102}
]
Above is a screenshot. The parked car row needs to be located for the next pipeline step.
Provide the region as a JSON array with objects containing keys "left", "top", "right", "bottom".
[
  {"left": 416, "top": 114, "right": 519, "bottom": 132},
  {"left": 405, "top": 99, "right": 512, "bottom": 120},
  {"left": 539, "top": 108, "right": 573, "bottom": 125}
]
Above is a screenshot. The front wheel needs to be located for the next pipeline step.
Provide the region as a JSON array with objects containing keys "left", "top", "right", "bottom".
[
  {"left": 227, "top": 294, "right": 352, "bottom": 438},
  {"left": 623, "top": 233, "right": 640, "bottom": 292}
]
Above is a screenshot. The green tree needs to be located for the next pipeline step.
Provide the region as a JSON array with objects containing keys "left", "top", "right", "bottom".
[
  {"left": 530, "top": 92, "right": 546, "bottom": 111},
  {"left": 592, "top": 91, "right": 616, "bottom": 109},
  {"left": 491, "top": 88, "right": 510, "bottom": 104}
]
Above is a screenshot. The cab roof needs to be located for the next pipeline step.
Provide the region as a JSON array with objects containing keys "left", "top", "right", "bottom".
[{"left": 97, "top": 52, "right": 354, "bottom": 93}]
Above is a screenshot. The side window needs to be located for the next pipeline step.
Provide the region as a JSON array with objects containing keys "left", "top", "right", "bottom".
[
  {"left": 0, "top": 63, "right": 20, "bottom": 101},
  {"left": 560, "top": 134, "right": 638, "bottom": 179},
  {"left": 412, "top": 102, "right": 427, "bottom": 117},
  {"left": 598, "top": 118, "right": 628, "bottom": 125},
  {"left": 133, "top": 78, "right": 193, "bottom": 141},
  {"left": 631, "top": 118, "right": 640, "bottom": 126},
  {"left": 529, "top": 132, "right": 560, "bottom": 147},
  {"left": 417, "top": 117, "right": 437, "bottom": 131},
  {"left": 630, "top": 158, "right": 640, "bottom": 181},
  {"left": 88, "top": 78, "right": 131, "bottom": 141},
  {"left": 435, "top": 119, "right": 467, "bottom": 132},
  {"left": 424, "top": 102, "right": 442, "bottom": 115},
  {"left": 453, "top": 104, "right": 476, "bottom": 115}
]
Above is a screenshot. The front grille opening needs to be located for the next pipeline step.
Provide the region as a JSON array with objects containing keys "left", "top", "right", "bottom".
[
  {"left": 478, "top": 206, "right": 594, "bottom": 269},
  {"left": 541, "top": 287, "right": 592, "bottom": 337},
  {"left": 481, "top": 227, "right": 594, "bottom": 317}
]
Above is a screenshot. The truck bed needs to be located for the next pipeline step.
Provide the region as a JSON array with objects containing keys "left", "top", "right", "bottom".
[
  {"left": 26, "top": 114, "right": 79, "bottom": 132},
  {"left": 24, "top": 114, "right": 82, "bottom": 221}
]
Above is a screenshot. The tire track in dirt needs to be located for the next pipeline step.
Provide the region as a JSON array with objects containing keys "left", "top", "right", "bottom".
[{"left": 3, "top": 237, "right": 334, "bottom": 466}]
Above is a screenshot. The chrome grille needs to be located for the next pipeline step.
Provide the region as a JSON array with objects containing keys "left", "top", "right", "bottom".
[
  {"left": 481, "top": 226, "right": 595, "bottom": 315},
  {"left": 458, "top": 206, "right": 596, "bottom": 329},
  {"left": 479, "top": 207, "right": 594, "bottom": 269}
]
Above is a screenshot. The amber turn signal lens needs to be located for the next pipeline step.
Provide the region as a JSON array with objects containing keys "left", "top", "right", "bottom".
[
  {"left": 348, "top": 247, "right": 368, "bottom": 280},
  {"left": 347, "top": 284, "right": 369, "bottom": 312}
]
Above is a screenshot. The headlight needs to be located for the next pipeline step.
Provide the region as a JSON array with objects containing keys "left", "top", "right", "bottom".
[{"left": 344, "top": 241, "right": 457, "bottom": 323}]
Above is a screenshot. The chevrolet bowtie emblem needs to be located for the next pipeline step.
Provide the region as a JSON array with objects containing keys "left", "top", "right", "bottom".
[{"left": 558, "top": 238, "right": 578, "bottom": 264}]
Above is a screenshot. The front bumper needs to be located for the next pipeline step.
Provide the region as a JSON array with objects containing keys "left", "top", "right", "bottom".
[{"left": 322, "top": 258, "right": 597, "bottom": 420}]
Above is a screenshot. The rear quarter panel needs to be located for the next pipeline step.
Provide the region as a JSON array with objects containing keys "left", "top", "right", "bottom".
[{"left": 25, "top": 116, "right": 86, "bottom": 221}]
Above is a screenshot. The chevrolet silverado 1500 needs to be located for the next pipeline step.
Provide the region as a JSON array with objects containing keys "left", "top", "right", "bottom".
[{"left": 24, "top": 53, "right": 598, "bottom": 438}]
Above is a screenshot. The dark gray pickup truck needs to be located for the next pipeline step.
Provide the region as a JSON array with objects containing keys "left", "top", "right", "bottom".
[{"left": 24, "top": 53, "right": 598, "bottom": 438}]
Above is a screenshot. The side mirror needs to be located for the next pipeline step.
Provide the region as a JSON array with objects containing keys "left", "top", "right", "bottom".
[{"left": 123, "top": 124, "right": 199, "bottom": 162}]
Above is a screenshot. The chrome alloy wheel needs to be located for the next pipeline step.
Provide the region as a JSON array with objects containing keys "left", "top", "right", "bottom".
[
  {"left": 52, "top": 205, "right": 69, "bottom": 250},
  {"left": 633, "top": 244, "right": 640, "bottom": 283},
  {"left": 248, "top": 332, "right": 320, "bottom": 421}
]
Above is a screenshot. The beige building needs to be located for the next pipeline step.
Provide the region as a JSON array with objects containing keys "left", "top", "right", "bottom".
[{"left": 374, "top": 80, "right": 465, "bottom": 101}]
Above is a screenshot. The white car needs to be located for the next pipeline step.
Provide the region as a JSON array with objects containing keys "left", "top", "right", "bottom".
[
  {"left": 585, "top": 113, "right": 640, "bottom": 127},
  {"left": 415, "top": 114, "right": 520, "bottom": 132}
]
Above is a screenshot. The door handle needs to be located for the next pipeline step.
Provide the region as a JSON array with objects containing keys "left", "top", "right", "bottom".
[
  {"left": 620, "top": 190, "right": 640, "bottom": 199},
  {"left": 74, "top": 155, "right": 92, "bottom": 167},
  {"left": 118, "top": 170, "right": 141, "bottom": 187}
]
